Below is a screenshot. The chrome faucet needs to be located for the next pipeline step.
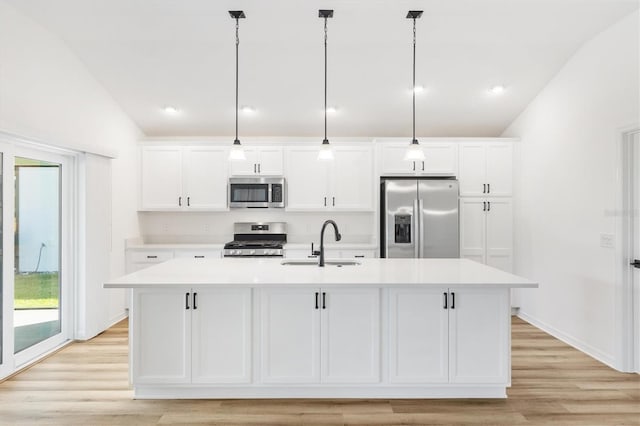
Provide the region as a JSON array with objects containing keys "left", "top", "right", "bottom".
[{"left": 313, "top": 220, "right": 342, "bottom": 267}]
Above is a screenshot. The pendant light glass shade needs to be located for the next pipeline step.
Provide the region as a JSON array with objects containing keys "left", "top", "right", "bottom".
[
  {"left": 229, "top": 140, "right": 246, "bottom": 161},
  {"left": 404, "top": 140, "right": 425, "bottom": 161},
  {"left": 318, "top": 140, "right": 334, "bottom": 161}
]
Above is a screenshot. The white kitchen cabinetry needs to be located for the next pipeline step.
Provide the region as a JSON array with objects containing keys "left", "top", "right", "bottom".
[
  {"left": 389, "top": 287, "right": 509, "bottom": 385},
  {"left": 460, "top": 198, "right": 513, "bottom": 272},
  {"left": 459, "top": 142, "right": 512, "bottom": 197},
  {"left": 379, "top": 143, "right": 457, "bottom": 176},
  {"left": 140, "top": 145, "right": 228, "bottom": 211},
  {"left": 285, "top": 146, "right": 373, "bottom": 211},
  {"left": 230, "top": 146, "right": 283, "bottom": 176},
  {"left": 260, "top": 287, "right": 380, "bottom": 384},
  {"left": 131, "top": 287, "right": 252, "bottom": 385}
]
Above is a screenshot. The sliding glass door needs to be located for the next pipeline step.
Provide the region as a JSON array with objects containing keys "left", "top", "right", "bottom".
[{"left": 14, "top": 157, "right": 62, "bottom": 354}]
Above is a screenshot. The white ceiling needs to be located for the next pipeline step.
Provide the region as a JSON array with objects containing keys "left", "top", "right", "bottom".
[{"left": 7, "top": 0, "right": 639, "bottom": 138}]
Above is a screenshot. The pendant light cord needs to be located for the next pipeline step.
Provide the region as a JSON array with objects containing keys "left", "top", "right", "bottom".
[
  {"left": 235, "top": 17, "right": 240, "bottom": 143},
  {"left": 412, "top": 17, "right": 416, "bottom": 143},
  {"left": 324, "top": 17, "right": 328, "bottom": 142}
]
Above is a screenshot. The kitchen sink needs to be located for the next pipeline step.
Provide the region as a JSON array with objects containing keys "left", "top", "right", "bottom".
[{"left": 280, "top": 259, "right": 361, "bottom": 266}]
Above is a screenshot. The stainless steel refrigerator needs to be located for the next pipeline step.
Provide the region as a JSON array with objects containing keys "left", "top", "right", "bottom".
[{"left": 380, "top": 178, "right": 459, "bottom": 258}]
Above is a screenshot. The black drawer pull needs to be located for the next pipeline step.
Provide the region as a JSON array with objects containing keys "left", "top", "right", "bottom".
[
  {"left": 483, "top": 184, "right": 486, "bottom": 193},
  {"left": 443, "top": 292, "right": 448, "bottom": 309},
  {"left": 193, "top": 292, "right": 197, "bottom": 309},
  {"left": 185, "top": 292, "right": 190, "bottom": 310},
  {"left": 194, "top": 255, "right": 205, "bottom": 258},
  {"left": 315, "top": 292, "right": 319, "bottom": 309},
  {"left": 451, "top": 292, "right": 455, "bottom": 309},
  {"left": 487, "top": 183, "right": 490, "bottom": 193},
  {"left": 322, "top": 292, "right": 326, "bottom": 309},
  {"left": 355, "top": 255, "right": 365, "bottom": 258},
  {"left": 146, "top": 255, "right": 158, "bottom": 259},
  {"left": 179, "top": 196, "right": 182, "bottom": 206}
]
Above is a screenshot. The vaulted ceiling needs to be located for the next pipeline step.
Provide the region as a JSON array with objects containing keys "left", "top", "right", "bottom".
[{"left": 7, "top": 0, "right": 638, "bottom": 138}]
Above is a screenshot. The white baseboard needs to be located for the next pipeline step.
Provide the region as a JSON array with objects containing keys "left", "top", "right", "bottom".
[
  {"left": 107, "top": 311, "right": 128, "bottom": 328},
  {"left": 517, "top": 310, "right": 618, "bottom": 370}
]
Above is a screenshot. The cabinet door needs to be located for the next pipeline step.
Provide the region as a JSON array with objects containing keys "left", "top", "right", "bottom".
[
  {"left": 131, "top": 288, "right": 191, "bottom": 384},
  {"left": 285, "top": 148, "right": 328, "bottom": 210},
  {"left": 421, "top": 143, "right": 457, "bottom": 176},
  {"left": 379, "top": 145, "right": 416, "bottom": 174},
  {"left": 140, "top": 146, "right": 183, "bottom": 210},
  {"left": 485, "top": 199, "right": 513, "bottom": 272},
  {"left": 229, "top": 149, "right": 259, "bottom": 176},
  {"left": 320, "top": 288, "right": 380, "bottom": 383},
  {"left": 330, "top": 147, "right": 374, "bottom": 211},
  {"left": 260, "top": 288, "right": 320, "bottom": 383},
  {"left": 183, "top": 146, "right": 228, "bottom": 210},
  {"left": 389, "top": 288, "right": 448, "bottom": 383},
  {"left": 257, "top": 147, "right": 284, "bottom": 175},
  {"left": 192, "top": 288, "right": 252, "bottom": 383},
  {"left": 448, "top": 288, "right": 510, "bottom": 384},
  {"left": 459, "top": 198, "right": 486, "bottom": 264},
  {"left": 458, "top": 143, "right": 486, "bottom": 197},
  {"left": 485, "top": 143, "right": 513, "bottom": 196}
]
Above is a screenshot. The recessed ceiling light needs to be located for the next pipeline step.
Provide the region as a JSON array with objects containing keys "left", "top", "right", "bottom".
[
  {"left": 162, "top": 106, "right": 180, "bottom": 115},
  {"left": 326, "top": 106, "right": 338, "bottom": 114},
  {"left": 488, "top": 85, "right": 506, "bottom": 95},
  {"left": 240, "top": 105, "right": 255, "bottom": 113}
]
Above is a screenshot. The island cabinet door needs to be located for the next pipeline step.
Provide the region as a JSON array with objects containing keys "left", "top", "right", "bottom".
[
  {"left": 191, "top": 288, "right": 252, "bottom": 384},
  {"left": 131, "top": 288, "right": 191, "bottom": 384},
  {"left": 448, "top": 288, "right": 510, "bottom": 384},
  {"left": 320, "top": 288, "right": 381, "bottom": 383},
  {"left": 388, "top": 288, "right": 449, "bottom": 383},
  {"left": 259, "top": 288, "right": 321, "bottom": 383}
]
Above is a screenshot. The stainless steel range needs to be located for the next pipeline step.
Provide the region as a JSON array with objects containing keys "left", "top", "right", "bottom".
[{"left": 223, "top": 222, "right": 286, "bottom": 257}]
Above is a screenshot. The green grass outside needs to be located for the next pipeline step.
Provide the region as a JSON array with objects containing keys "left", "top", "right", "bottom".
[{"left": 14, "top": 272, "right": 59, "bottom": 309}]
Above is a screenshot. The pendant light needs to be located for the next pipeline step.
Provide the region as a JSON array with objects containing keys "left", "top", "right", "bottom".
[
  {"left": 318, "top": 9, "right": 334, "bottom": 161},
  {"left": 404, "top": 10, "right": 425, "bottom": 162},
  {"left": 229, "top": 10, "right": 247, "bottom": 161}
]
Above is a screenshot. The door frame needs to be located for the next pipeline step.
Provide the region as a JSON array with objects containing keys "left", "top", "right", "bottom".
[
  {"left": 614, "top": 125, "right": 640, "bottom": 373},
  {"left": 0, "top": 133, "right": 77, "bottom": 378}
]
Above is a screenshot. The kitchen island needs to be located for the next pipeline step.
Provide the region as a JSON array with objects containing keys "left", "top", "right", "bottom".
[{"left": 105, "top": 257, "right": 537, "bottom": 399}]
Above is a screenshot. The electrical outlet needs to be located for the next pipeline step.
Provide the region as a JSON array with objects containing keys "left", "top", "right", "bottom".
[{"left": 600, "top": 233, "right": 615, "bottom": 248}]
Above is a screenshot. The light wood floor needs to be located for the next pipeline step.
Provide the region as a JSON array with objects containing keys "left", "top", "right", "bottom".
[{"left": 0, "top": 317, "right": 638, "bottom": 425}]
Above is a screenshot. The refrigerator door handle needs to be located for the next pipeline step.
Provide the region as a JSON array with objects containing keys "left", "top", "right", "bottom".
[
  {"left": 413, "top": 199, "right": 419, "bottom": 258},
  {"left": 418, "top": 199, "right": 425, "bottom": 258}
]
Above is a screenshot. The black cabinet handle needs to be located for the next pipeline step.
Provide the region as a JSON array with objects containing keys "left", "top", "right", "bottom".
[
  {"left": 451, "top": 292, "right": 455, "bottom": 309},
  {"left": 487, "top": 183, "right": 491, "bottom": 193},
  {"left": 194, "top": 255, "right": 205, "bottom": 258},
  {"left": 483, "top": 184, "right": 486, "bottom": 194},
  {"left": 322, "top": 292, "right": 326, "bottom": 309},
  {"left": 179, "top": 196, "right": 182, "bottom": 206},
  {"left": 315, "top": 292, "right": 319, "bottom": 309},
  {"left": 187, "top": 197, "right": 190, "bottom": 207},
  {"left": 146, "top": 255, "right": 158, "bottom": 259},
  {"left": 258, "top": 163, "right": 261, "bottom": 173},
  {"left": 185, "top": 292, "right": 190, "bottom": 310},
  {"left": 355, "top": 255, "right": 365, "bottom": 258},
  {"left": 332, "top": 197, "right": 335, "bottom": 207},
  {"left": 253, "top": 163, "right": 257, "bottom": 173},
  {"left": 413, "top": 162, "right": 416, "bottom": 171},
  {"left": 483, "top": 201, "right": 486, "bottom": 212},
  {"left": 193, "top": 292, "right": 197, "bottom": 309},
  {"left": 631, "top": 259, "right": 640, "bottom": 269},
  {"left": 324, "top": 197, "right": 327, "bottom": 207},
  {"left": 422, "top": 161, "right": 425, "bottom": 171},
  {"left": 488, "top": 201, "right": 491, "bottom": 212},
  {"left": 443, "top": 292, "right": 448, "bottom": 309}
]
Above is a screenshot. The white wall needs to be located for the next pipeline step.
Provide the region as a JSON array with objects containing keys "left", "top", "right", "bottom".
[
  {"left": 502, "top": 11, "right": 639, "bottom": 368},
  {"left": 0, "top": 1, "right": 142, "bottom": 338}
]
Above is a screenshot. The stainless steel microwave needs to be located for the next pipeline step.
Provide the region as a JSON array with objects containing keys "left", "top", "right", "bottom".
[{"left": 228, "top": 177, "right": 285, "bottom": 208}]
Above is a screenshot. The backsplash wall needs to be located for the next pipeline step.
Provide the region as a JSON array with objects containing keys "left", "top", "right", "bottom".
[{"left": 138, "top": 211, "right": 376, "bottom": 245}]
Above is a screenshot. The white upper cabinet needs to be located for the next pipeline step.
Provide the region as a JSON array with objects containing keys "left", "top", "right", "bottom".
[
  {"left": 459, "top": 142, "right": 512, "bottom": 197},
  {"left": 140, "top": 146, "right": 183, "bottom": 210},
  {"left": 379, "top": 143, "right": 457, "bottom": 176},
  {"left": 285, "top": 145, "right": 374, "bottom": 211},
  {"left": 140, "top": 145, "right": 228, "bottom": 211},
  {"left": 230, "top": 146, "right": 284, "bottom": 176}
]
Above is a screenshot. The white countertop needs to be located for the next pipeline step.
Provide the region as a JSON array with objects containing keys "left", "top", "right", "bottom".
[{"left": 105, "top": 258, "right": 537, "bottom": 289}]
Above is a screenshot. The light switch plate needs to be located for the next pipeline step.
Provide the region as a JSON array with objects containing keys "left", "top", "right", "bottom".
[{"left": 600, "top": 233, "right": 615, "bottom": 248}]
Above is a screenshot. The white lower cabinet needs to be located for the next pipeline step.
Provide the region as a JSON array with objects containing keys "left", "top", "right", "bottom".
[
  {"left": 389, "top": 287, "right": 509, "bottom": 385},
  {"left": 131, "top": 287, "right": 252, "bottom": 385},
  {"left": 260, "top": 287, "right": 380, "bottom": 384}
]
